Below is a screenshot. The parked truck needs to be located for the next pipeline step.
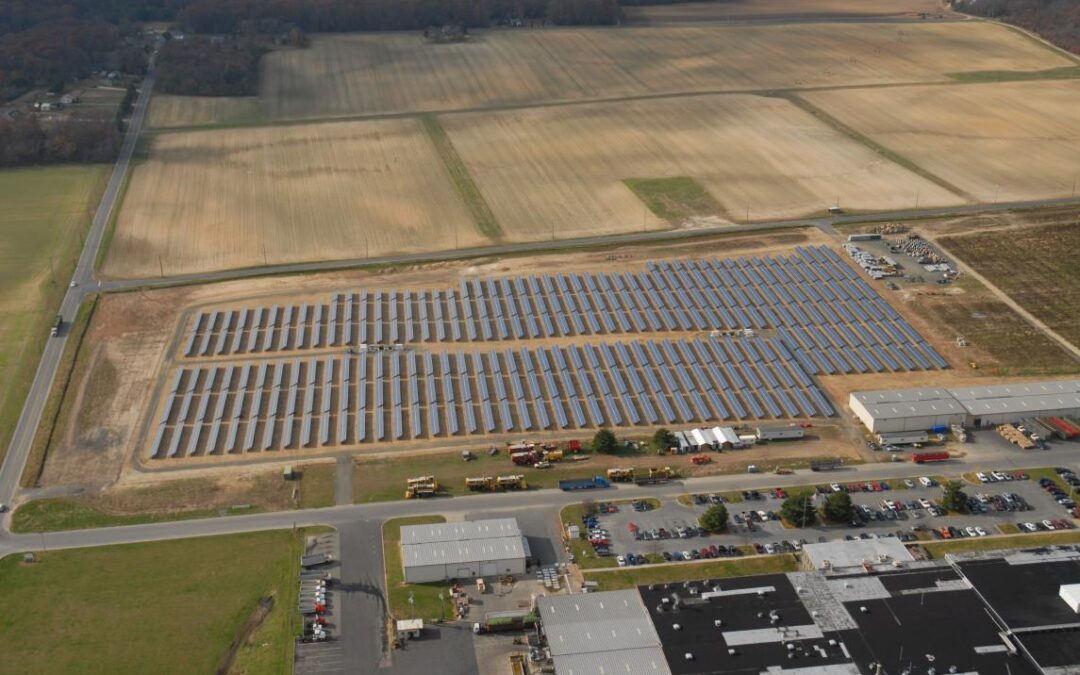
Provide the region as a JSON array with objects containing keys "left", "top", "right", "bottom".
[
  {"left": 473, "top": 611, "right": 538, "bottom": 634},
  {"left": 300, "top": 553, "right": 334, "bottom": 567},
  {"left": 558, "top": 476, "right": 610, "bottom": 491},
  {"left": 465, "top": 476, "right": 496, "bottom": 492},
  {"left": 912, "top": 451, "right": 950, "bottom": 464},
  {"left": 496, "top": 474, "right": 527, "bottom": 490},
  {"left": 606, "top": 467, "right": 634, "bottom": 482}
]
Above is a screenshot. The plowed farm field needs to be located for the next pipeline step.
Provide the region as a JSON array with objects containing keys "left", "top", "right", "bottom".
[
  {"left": 151, "top": 21, "right": 1069, "bottom": 126},
  {"left": 801, "top": 80, "right": 1080, "bottom": 203},
  {"left": 624, "top": 0, "right": 944, "bottom": 23},
  {"left": 440, "top": 94, "right": 962, "bottom": 238},
  {"left": 103, "top": 119, "right": 481, "bottom": 278}
]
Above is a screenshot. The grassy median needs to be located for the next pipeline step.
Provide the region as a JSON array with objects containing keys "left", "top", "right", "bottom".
[
  {"left": 583, "top": 553, "right": 799, "bottom": 591},
  {"left": 921, "top": 530, "right": 1080, "bottom": 559}
]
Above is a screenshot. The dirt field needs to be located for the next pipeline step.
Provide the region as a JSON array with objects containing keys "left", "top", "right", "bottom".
[
  {"left": 938, "top": 221, "right": 1080, "bottom": 356},
  {"left": 442, "top": 94, "right": 961, "bottom": 235},
  {"left": 623, "top": 0, "right": 946, "bottom": 23},
  {"left": 153, "top": 22, "right": 1066, "bottom": 126},
  {"left": 800, "top": 80, "right": 1080, "bottom": 203},
  {"left": 147, "top": 94, "right": 263, "bottom": 128},
  {"left": 103, "top": 119, "right": 482, "bottom": 278}
]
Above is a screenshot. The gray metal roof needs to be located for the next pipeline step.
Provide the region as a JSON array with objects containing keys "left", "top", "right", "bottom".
[
  {"left": 552, "top": 648, "right": 671, "bottom": 675},
  {"left": 803, "top": 537, "right": 913, "bottom": 570},
  {"left": 402, "top": 536, "right": 526, "bottom": 568},
  {"left": 539, "top": 590, "right": 661, "bottom": 657},
  {"left": 400, "top": 518, "right": 521, "bottom": 545},
  {"left": 851, "top": 379, "right": 1080, "bottom": 421}
]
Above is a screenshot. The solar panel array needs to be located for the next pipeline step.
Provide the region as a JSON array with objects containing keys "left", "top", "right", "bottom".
[
  {"left": 181, "top": 246, "right": 944, "bottom": 375},
  {"left": 150, "top": 335, "right": 834, "bottom": 458}
]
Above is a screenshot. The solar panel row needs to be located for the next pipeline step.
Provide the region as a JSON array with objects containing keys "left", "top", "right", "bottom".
[{"left": 153, "top": 334, "right": 831, "bottom": 457}]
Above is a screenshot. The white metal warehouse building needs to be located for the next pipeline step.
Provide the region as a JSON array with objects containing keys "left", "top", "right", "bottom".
[
  {"left": 850, "top": 379, "right": 1080, "bottom": 433},
  {"left": 538, "top": 589, "right": 670, "bottom": 675},
  {"left": 400, "top": 518, "right": 529, "bottom": 583}
]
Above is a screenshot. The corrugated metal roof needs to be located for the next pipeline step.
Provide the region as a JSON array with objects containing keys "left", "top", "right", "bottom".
[
  {"left": 539, "top": 590, "right": 661, "bottom": 657},
  {"left": 402, "top": 536, "right": 525, "bottom": 568},
  {"left": 400, "top": 518, "right": 521, "bottom": 545},
  {"left": 851, "top": 380, "right": 1080, "bottom": 421},
  {"left": 552, "top": 648, "right": 671, "bottom": 675}
]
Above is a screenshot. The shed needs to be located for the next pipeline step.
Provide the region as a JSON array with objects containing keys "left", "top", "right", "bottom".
[
  {"left": 755, "top": 426, "right": 804, "bottom": 441},
  {"left": 396, "top": 619, "right": 423, "bottom": 640}
]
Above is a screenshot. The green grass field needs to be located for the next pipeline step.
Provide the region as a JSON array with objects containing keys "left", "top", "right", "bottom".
[
  {"left": 583, "top": 554, "right": 799, "bottom": 591},
  {"left": 0, "top": 530, "right": 301, "bottom": 675},
  {"left": 353, "top": 450, "right": 609, "bottom": 503},
  {"left": 0, "top": 166, "right": 109, "bottom": 467},
  {"left": 382, "top": 515, "right": 451, "bottom": 621},
  {"left": 623, "top": 176, "right": 724, "bottom": 223}
]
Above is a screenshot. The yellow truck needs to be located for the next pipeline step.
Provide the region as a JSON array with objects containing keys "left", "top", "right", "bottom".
[{"left": 496, "top": 475, "right": 527, "bottom": 490}]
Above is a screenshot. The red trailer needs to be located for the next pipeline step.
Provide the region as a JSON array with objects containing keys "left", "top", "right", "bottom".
[
  {"left": 566, "top": 440, "right": 582, "bottom": 452},
  {"left": 1047, "top": 417, "right": 1080, "bottom": 439},
  {"left": 912, "top": 451, "right": 950, "bottom": 464}
]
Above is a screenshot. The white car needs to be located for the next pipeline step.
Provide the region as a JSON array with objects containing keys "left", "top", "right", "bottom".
[
  {"left": 975, "top": 527, "right": 987, "bottom": 537},
  {"left": 919, "top": 476, "right": 933, "bottom": 487},
  {"left": 965, "top": 526, "right": 978, "bottom": 537},
  {"left": 617, "top": 555, "right": 627, "bottom": 567},
  {"left": 882, "top": 499, "right": 896, "bottom": 510},
  {"left": 904, "top": 479, "right": 916, "bottom": 488},
  {"left": 1043, "top": 520, "right": 1056, "bottom": 531},
  {"left": 992, "top": 471, "right": 1010, "bottom": 482},
  {"left": 1022, "top": 522, "right": 1039, "bottom": 532},
  {"left": 975, "top": 472, "right": 989, "bottom": 483},
  {"left": 919, "top": 499, "right": 933, "bottom": 509},
  {"left": 830, "top": 483, "right": 842, "bottom": 493}
]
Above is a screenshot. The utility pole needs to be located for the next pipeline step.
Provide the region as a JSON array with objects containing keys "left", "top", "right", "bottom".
[
  {"left": 158, "top": 255, "right": 164, "bottom": 277},
  {"left": 914, "top": 189, "right": 919, "bottom": 210}
]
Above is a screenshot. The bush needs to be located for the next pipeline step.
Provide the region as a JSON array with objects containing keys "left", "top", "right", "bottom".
[
  {"left": 651, "top": 428, "right": 676, "bottom": 453},
  {"left": 822, "top": 492, "right": 854, "bottom": 524},
  {"left": 591, "top": 429, "right": 618, "bottom": 455},
  {"left": 941, "top": 481, "right": 969, "bottom": 513},
  {"left": 699, "top": 504, "right": 728, "bottom": 533},
  {"left": 780, "top": 491, "right": 817, "bottom": 528}
]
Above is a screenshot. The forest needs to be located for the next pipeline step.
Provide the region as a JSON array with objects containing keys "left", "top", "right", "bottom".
[
  {"left": 0, "top": 116, "right": 120, "bottom": 166},
  {"left": 953, "top": 0, "right": 1080, "bottom": 54}
]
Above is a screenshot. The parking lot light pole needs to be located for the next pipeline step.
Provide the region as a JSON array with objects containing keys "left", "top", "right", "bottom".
[
  {"left": 408, "top": 592, "right": 415, "bottom": 620},
  {"left": 438, "top": 592, "right": 445, "bottom": 622}
]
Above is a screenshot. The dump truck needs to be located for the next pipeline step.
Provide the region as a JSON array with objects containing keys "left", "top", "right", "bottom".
[
  {"left": 405, "top": 485, "right": 437, "bottom": 499},
  {"left": 496, "top": 474, "right": 527, "bottom": 490},
  {"left": 691, "top": 454, "right": 711, "bottom": 465},
  {"left": 511, "top": 450, "right": 540, "bottom": 466},
  {"left": 473, "top": 611, "right": 538, "bottom": 634},
  {"left": 465, "top": 476, "right": 496, "bottom": 492},
  {"left": 543, "top": 448, "right": 564, "bottom": 462},
  {"left": 606, "top": 467, "right": 635, "bottom": 482},
  {"left": 559, "top": 476, "right": 610, "bottom": 491}
]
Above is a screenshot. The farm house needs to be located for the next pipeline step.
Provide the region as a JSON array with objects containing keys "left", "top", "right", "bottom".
[{"left": 400, "top": 518, "right": 528, "bottom": 583}]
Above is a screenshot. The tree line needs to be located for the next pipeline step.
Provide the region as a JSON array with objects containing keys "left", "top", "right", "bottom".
[
  {"left": 952, "top": 0, "right": 1080, "bottom": 54},
  {"left": 0, "top": 116, "right": 121, "bottom": 167},
  {"left": 175, "top": 0, "right": 619, "bottom": 34},
  {"left": 156, "top": 37, "right": 268, "bottom": 96}
]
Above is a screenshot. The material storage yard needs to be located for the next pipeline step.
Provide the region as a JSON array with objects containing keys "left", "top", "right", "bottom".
[{"left": 144, "top": 246, "right": 948, "bottom": 460}]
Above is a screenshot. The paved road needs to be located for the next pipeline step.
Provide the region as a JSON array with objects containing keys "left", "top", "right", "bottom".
[
  {"left": 0, "top": 62, "right": 156, "bottom": 513},
  {"left": 97, "top": 196, "right": 1080, "bottom": 293},
  {"left": 2, "top": 446, "right": 1075, "bottom": 558}
]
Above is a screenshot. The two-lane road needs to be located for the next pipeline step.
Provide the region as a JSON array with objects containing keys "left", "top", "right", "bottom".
[{"left": 0, "top": 63, "right": 156, "bottom": 511}]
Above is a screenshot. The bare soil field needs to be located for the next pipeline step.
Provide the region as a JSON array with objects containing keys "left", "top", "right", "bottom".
[
  {"left": 103, "top": 119, "right": 482, "bottom": 278},
  {"left": 147, "top": 94, "right": 263, "bottom": 128},
  {"left": 624, "top": 0, "right": 946, "bottom": 24},
  {"left": 155, "top": 22, "right": 1067, "bottom": 126},
  {"left": 441, "top": 94, "right": 961, "bottom": 236},
  {"left": 800, "top": 80, "right": 1080, "bottom": 203},
  {"left": 938, "top": 221, "right": 1080, "bottom": 356}
]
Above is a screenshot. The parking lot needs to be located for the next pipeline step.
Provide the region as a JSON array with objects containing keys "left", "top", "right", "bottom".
[{"left": 581, "top": 472, "right": 1075, "bottom": 564}]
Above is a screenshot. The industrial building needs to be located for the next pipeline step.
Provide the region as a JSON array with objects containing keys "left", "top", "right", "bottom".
[
  {"left": 399, "top": 518, "right": 528, "bottom": 583},
  {"left": 537, "top": 589, "right": 670, "bottom": 675},
  {"left": 849, "top": 379, "right": 1080, "bottom": 433},
  {"left": 534, "top": 543, "right": 1080, "bottom": 675}
]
